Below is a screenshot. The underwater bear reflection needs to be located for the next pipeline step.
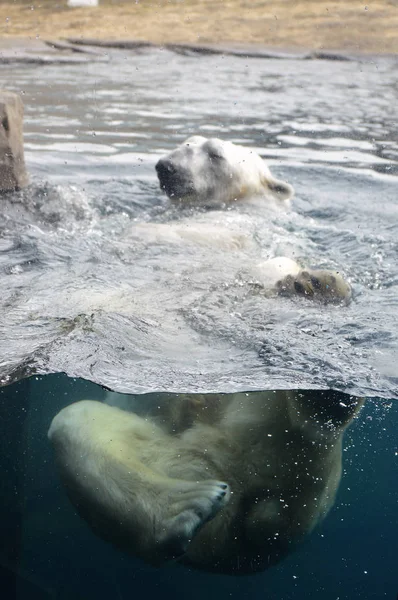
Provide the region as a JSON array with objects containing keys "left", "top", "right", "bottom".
[{"left": 48, "top": 390, "right": 363, "bottom": 575}]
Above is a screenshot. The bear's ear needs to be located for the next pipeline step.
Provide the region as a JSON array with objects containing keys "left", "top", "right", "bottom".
[{"left": 263, "top": 176, "right": 294, "bottom": 201}]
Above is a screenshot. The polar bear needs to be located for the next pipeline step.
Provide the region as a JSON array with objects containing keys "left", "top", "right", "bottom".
[
  {"left": 48, "top": 390, "right": 363, "bottom": 575},
  {"left": 154, "top": 137, "right": 351, "bottom": 304},
  {"left": 155, "top": 135, "right": 294, "bottom": 205}
]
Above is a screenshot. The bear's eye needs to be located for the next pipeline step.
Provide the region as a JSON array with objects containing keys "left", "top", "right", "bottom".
[{"left": 208, "top": 151, "right": 224, "bottom": 161}]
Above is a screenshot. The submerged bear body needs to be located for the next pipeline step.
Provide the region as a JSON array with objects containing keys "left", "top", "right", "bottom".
[{"left": 49, "top": 390, "right": 362, "bottom": 575}]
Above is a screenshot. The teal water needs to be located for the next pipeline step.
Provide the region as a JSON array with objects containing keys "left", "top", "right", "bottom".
[{"left": 0, "top": 375, "right": 396, "bottom": 599}]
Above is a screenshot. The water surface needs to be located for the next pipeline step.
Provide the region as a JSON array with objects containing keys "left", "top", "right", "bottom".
[{"left": 1, "top": 48, "right": 397, "bottom": 397}]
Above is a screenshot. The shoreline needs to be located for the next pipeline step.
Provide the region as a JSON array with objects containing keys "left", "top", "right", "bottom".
[
  {"left": 1, "top": 1, "right": 398, "bottom": 56},
  {"left": 1, "top": 37, "right": 397, "bottom": 67}
]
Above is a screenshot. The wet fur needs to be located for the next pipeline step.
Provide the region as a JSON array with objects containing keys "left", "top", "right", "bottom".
[{"left": 49, "top": 390, "right": 363, "bottom": 575}]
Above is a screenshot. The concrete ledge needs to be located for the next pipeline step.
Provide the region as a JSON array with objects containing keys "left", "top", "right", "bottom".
[
  {"left": 44, "top": 39, "right": 106, "bottom": 55},
  {"left": 0, "top": 90, "right": 28, "bottom": 192},
  {"left": 66, "top": 38, "right": 360, "bottom": 61},
  {"left": 67, "top": 37, "right": 155, "bottom": 50},
  {"left": 2, "top": 38, "right": 395, "bottom": 63},
  {"left": 0, "top": 39, "right": 108, "bottom": 65}
]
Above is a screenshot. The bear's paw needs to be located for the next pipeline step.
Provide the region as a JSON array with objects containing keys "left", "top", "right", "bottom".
[{"left": 157, "top": 479, "right": 230, "bottom": 558}]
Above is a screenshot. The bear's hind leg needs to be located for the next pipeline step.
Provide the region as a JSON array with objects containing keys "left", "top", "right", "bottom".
[{"left": 48, "top": 400, "right": 230, "bottom": 564}]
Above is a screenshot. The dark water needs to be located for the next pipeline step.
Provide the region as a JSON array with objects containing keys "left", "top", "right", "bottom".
[
  {"left": 0, "top": 48, "right": 397, "bottom": 397},
  {"left": 0, "top": 375, "right": 397, "bottom": 599},
  {"left": 0, "top": 48, "right": 397, "bottom": 599}
]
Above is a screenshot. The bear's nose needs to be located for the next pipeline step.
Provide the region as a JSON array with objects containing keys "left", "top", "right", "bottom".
[{"left": 155, "top": 159, "right": 177, "bottom": 180}]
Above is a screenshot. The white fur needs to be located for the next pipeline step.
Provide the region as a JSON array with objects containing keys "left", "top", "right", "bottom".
[
  {"left": 245, "top": 256, "right": 302, "bottom": 288},
  {"left": 135, "top": 138, "right": 301, "bottom": 291},
  {"left": 132, "top": 220, "right": 254, "bottom": 251},
  {"left": 156, "top": 136, "right": 294, "bottom": 206}
]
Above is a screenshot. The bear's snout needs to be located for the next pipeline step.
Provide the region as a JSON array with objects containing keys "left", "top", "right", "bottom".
[
  {"left": 156, "top": 158, "right": 192, "bottom": 199},
  {"left": 156, "top": 158, "right": 178, "bottom": 192},
  {"left": 156, "top": 158, "right": 180, "bottom": 185},
  {"left": 156, "top": 158, "right": 176, "bottom": 178}
]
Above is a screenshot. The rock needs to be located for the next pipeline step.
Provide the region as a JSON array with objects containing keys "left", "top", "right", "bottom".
[{"left": 0, "top": 90, "right": 28, "bottom": 192}]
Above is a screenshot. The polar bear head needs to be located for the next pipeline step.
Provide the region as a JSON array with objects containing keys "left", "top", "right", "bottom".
[{"left": 155, "top": 136, "right": 294, "bottom": 206}]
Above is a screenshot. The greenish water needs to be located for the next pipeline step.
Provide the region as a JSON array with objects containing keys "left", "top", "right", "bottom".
[{"left": 0, "top": 374, "right": 396, "bottom": 599}]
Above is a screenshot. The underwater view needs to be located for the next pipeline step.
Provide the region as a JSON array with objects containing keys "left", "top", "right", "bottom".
[
  {"left": 0, "top": 44, "right": 397, "bottom": 599},
  {"left": 0, "top": 375, "right": 397, "bottom": 599}
]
